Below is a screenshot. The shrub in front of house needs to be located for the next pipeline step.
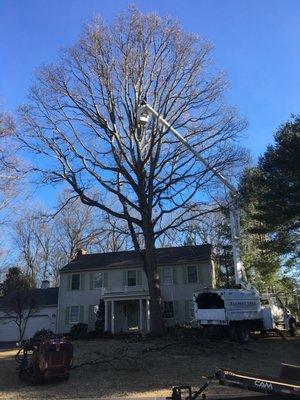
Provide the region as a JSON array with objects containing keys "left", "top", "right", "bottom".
[
  {"left": 94, "top": 299, "right": 105, "bottom": 334},
  {"left": 32, "top": 328, "right": 54, "bottom": 340},
  {"left": 70, "top": 323, "right": 88, "bottom": 340}
]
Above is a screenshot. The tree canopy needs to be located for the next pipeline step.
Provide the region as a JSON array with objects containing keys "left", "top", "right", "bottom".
[
  {"left": 241, "top": 116, "right": 300, "bottom": 265},
  {"left": 0, "top": 267, "right": 34, "bottom": 296}
]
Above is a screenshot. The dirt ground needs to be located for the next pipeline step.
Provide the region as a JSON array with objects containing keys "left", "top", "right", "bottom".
[{"left": 0, "top": 334, "right": 299, "bottom": 399}]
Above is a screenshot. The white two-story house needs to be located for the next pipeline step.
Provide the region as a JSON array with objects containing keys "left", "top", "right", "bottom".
[{"left": 57, "top": 245, "right": 216, "bottom": 334}]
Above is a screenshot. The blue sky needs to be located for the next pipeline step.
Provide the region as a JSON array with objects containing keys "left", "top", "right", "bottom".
[{"left": 0, "top": 0, "right": 299, "bottom": 158}]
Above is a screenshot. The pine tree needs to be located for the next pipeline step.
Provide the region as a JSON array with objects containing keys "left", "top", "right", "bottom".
[{"left": 240, "top": 116, "right": 300, "bottom": 264}]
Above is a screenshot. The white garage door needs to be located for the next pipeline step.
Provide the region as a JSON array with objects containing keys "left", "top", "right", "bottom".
[
  {"left": 0, "top": 319, "right": 19, "bottom": 342},
  {"left": 0, "top": 315, "right": 52, "bottom": 342},
  {"left": 24, "top": 315, "right": 51, "bottom": 339}
]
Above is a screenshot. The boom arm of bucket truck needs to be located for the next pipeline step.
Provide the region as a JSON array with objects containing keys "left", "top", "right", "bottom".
[{"left": 137, "top": 101, "right": 247, "bottom": 288}]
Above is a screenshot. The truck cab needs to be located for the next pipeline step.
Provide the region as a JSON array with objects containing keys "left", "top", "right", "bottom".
[{"left": 260, "top": 293, "right": 296, "bottom": 335}]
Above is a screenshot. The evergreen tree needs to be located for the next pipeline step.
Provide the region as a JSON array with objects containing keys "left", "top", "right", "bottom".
[
  {"left": 213, "top": 212, "right": 235, "bottom": 288},
  {"left": 212, "top": 209, "right": 280, "bottom": 290},
  {"left": 0, "top": 267, "right": 34, "bottom": 296},
  {"left": 240, "top": 116, "right": 300, "bottom": 264}
]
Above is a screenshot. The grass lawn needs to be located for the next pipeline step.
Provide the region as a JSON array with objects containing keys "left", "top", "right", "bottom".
[{"left": 0, "top": 334, "right": 299, "bottom": 399}]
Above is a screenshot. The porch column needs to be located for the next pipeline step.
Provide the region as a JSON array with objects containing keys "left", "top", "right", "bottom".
[
  {"left": 104, "top": 300, "right": 108, "bottom": 331},
  {"left": 139, "top": 299, "right": 143, "bottom": 331},
  {"left": 111, "top": 300, "right": 115, "bottom": 334},
  {"left": 146, "top": 299, "right": 150, "bottom": 332}
]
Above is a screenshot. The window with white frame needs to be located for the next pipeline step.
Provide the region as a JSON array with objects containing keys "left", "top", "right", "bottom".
[
  {"left": 70, "top": 306, "right": 80, "bottom": 323},
  {"left": 71, "top": 274, "right": 80, "bottom": 290},
  {"left": 164, "top": 301, "right": 174, "bottom": 318},
  {"left": 127, "top": 270, "right": 137, "bottom": 286},
  {"left": 162, "top": 267, "right": 173, "bottom": 285},
  {"left": 187, "top": 266, "right": 198, "bottom": 283},
  {"left": 93, "top": 272, "right": 102, "bottom": 289}
]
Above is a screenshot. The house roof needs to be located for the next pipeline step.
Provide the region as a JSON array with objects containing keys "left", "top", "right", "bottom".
[
  {"left": 0, "top": 287, "right": 59, "bottom": 309},
  {"left": 60, "top": 244, "right": 212, "bottom": 273}
]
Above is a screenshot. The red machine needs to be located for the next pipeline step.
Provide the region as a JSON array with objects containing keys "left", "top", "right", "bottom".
[{"left": 15, "top": 331, "right": 73, "bottom": 385}]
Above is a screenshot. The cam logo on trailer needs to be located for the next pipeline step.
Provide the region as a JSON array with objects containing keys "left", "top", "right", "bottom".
[{"left": 254, "top": 380, "right": 273, "bottom": 391}]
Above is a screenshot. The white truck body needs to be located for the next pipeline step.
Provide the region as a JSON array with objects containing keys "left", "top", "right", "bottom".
[
  {"left": 194, "top": 288, "right": 261, "bottom": 324},
  {"left": 193, "top": 288, "right": 295, "bottom": 334}
]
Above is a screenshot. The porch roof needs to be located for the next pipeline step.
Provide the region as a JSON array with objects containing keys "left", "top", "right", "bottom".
[{"left": 60, "top": 244, "right": 212, "bottom": 273}]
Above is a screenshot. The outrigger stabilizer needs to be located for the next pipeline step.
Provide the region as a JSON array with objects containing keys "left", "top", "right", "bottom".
[{"left": 166, "top": 364, "right": 300, "bottom": 400}]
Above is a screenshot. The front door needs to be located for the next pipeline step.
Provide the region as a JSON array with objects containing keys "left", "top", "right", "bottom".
[{"left": 126, "top": 302, "right": 139, "bottom": 331}]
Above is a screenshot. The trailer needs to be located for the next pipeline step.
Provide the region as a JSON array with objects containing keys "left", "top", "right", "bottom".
[{"left": 166, "top": 363, "right": 300, "bottom": 399}]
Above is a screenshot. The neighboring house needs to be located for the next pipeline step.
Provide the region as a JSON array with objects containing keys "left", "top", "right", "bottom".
[
  {"left": 0, "top": 281, "right": 58, "bottom": 342},
  {"left": 57, "top": 245, "right": 216, "bottom": 334}
]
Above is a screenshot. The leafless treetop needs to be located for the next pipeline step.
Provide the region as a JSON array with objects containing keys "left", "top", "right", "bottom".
[{"left": 18, "top": 8, "right": 246, "bottom": 252}]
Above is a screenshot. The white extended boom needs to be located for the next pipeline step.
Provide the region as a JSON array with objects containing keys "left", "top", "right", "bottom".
[{"left": 137, "top": 101, "right": 247, "bottom": 287}]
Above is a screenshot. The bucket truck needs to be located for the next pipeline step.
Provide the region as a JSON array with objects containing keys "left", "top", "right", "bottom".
[{"left": 138, "top": 100, "right": 297, "bottom": 343}]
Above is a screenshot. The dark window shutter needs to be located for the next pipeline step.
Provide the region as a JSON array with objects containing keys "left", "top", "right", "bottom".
[
  {"left": 88, "top": 305, "right": 95, "bottom": 323},
  {"left": 123, "top": 270, "right": 127, "bottom": 286},
  {"left": 137, "top": 270, "right": 142, "bottom": 286},
  {"left": 174, "top": 301, "right": 179, "bottom": 320},
  {"left": 65, "top": 306, "right": 70, "bottom": 324},
  {"left": 103, "top": 272, "right": 108, "bottom": 288},
  {"left": 79, "top": 306, "right": 84, "bottom": 323},
  {"left": 197, "top": 266, "right": 203, "bottom": 284},
  {"left": 173, "top": 268, "right": 177, "bottom": 284},
  {"left": 89, "top": 273, "right": 94, "bottom": 290},
  {"left": 80, "top": 274, "right": 85, "bottom": 290}
]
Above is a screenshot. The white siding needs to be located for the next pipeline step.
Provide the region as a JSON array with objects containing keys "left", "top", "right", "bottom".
[{"left": 57, "top": 260, "right": 214, "bottom": 333}]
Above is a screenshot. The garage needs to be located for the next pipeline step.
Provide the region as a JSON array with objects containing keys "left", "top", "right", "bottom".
[
  {"left": 0, "top": 318, "right": 19, "bottom": 342},
  {"left": 0, "top": 286, "right": 58, "bottom": 342}
]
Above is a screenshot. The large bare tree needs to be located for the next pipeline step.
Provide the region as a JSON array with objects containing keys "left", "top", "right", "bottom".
[
  {"left": 13, "top": 207, "right": 53, "bottom": 283},
  {"left": 18, "top": 8, "right": 246, "bottom": 333},
  {"left": 53, "top": 194, "right": 102, "bottom": 260},
  {"left": 11, "top": 193, "right": 127, "bottom": 286},
  {"left": 0, "top": 110, "right": 19, "bottom": 213}
]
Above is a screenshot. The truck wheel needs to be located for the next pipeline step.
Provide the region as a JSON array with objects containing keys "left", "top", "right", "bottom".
[
  {"left": 260, "top": 329, "right": 267, "bottom": 338},
  {"left": 18, "top": 369, "right": 25, "bottom": 381},
  {"left": 228, "top": 323, "right": 237, "bottom": 341},
  {"left": 61, "top": 372, "right": 70, "bottom": 381},
  {"left": 202, "top": 326, "right": 209, "bottom": 338},
  {"left": 236, "top": 323, "right": 250, "bottom": 344},
  {"left": 289, "top": 320, "right": 296, "bottom": 337}
]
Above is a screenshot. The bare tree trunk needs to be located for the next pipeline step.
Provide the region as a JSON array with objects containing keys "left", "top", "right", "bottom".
[
  {"left": 143, "top": 227, "right": 164, "bottom": 335},
  {"left": 17, "top": 315, "right": 23, "bottom": 341}
]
